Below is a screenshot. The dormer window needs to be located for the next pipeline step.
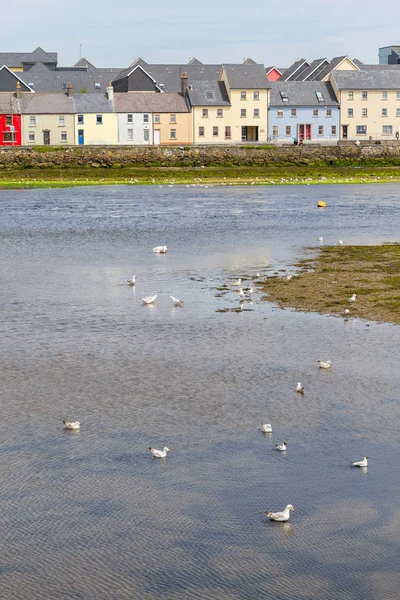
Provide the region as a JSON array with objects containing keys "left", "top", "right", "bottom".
[
  {"left": 94, "top": 83, "right": 101, "bottom": 89},
  {"left": 206, "top": 90, "right": 214, "bottom": 100},
  {"left": 28, "top": 82, "right": 34, "bottom": 89},
  {"left": 280, "top": 92, "right": 289, "bottom": 103},
  {"left": 315, "top": 91, "right": 324, "bottom": 103}
]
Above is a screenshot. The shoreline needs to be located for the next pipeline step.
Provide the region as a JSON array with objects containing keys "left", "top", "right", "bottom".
[
  {"left": 1, "top": 166, "right": 400, "bottom": 189},
  {"left": 258, "top": 244, "right": 400, "bottom": 326}
]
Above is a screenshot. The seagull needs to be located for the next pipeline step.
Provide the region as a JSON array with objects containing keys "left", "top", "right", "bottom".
[
  {"left": 63, "top": 421, "right": 80, "bottom": 430},
  {"left": 153, "top": 245, "right": 167, "bottom": 254},
  {"left": 344, "top": 308, "right": 350, "bottom": 314},
  {"left": 286, "top": 275, "right": 293, "bottom": 281},
  {"left": 247, "top": 285, "right": 254, "bottom": 295},
  {"left": 351, "top": 456, "right": 369, "bottom": 467},
  {"left": 256, "top": 273, "right": 260, "bottom": 278},
  {"left": 265, "top": 504, "right": 295, "bottom": 522},
  {"left": 170, "top": 296, "right": 183, "bottom": 306},
  {"left": 317, "top": 236, "right": 323, "bottom": 242},
  {"left": 149, "top": 447, "right": 171, "bottom": 458},
  {"left": 275, "top": 441, "right": 287, "bottom": 451},
  {"left": 318, "top": 360, "right": 332, "bottom": 369},
  {"left": 238, "top": 287, "right": 245, "bottom": 298},
  {"left": 296, "top": 382, "right": 305, "bottom": 393},
  {"left": 232, "top": 278, "right": 241, "bottom": 287},
  {"left": 349, "top": 294, "right": 357, "bottom": 302},
  {"left": 261, "top": 423, "right": 272, "bottom": 433},
  {"left": 141, "top": 295, "right": 157, "bottom": 304},
  {"left": 336, "top": 240, "right": 343, "bottom": 245},
  {"left": 127, "top": 275, "right": 136, "bottom": 286}
]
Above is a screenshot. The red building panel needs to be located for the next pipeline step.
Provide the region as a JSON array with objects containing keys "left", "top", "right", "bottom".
[{"left": 0, "top": 113, "right": 22, "bottom": 146}]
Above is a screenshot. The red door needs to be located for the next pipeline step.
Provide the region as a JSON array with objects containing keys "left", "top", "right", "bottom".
[
  {"left": 306, "top": 124, "right": 311, "bottom": 140},
  {"left": 298, "top": 124, "right": 304, "bottom": 141}
]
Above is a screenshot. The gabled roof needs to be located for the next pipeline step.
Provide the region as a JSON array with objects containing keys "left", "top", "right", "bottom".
[
  {"left": 188, "top": 58, "right": 202, "bottom": 65},
  {"left": 114, "top": 92, "right": 189, "bottom": 112},
  {"left": 17, "top": 68, "right": 115, "bottom": 93},
  {"left": 74, "top": 57, "right": 97, "bottom": 71},
  {"left": 317, "top": 56, "right": 359, "bottom": 80},
  {"left": 187, "top": 80, "right": 231, "bottom": 106},
  {"left": 302, "top": 59, "right": 329, "bottom": 81},
  {"left": 222, "top": 64, "right": 269, "bottom": 89},
  {"left": 20, "top": 93, "right": 75, "bottom": 114},
  {"left": 265, "top": 66, "right": 282, "bottom": 75},
  {"left": 243, "top": 58, "right": 257, "bottom": 65},
  {"left": 73, "top": 93, "right": 115, "bottom": 113},
  {"left": 332, "top": 69, "right": 400, "bottom": 89},
  {"left": 22, "top": 46, "right": 57, "bottom": 64},
  {"left": 0, "top": 65, "right": 34, "bottom": 92},
  {"left": 279, "top": 59, "right": 310, "bottom": 81},
  {"left": 269, "top": 81, "right": 339, "bottom": 106}
]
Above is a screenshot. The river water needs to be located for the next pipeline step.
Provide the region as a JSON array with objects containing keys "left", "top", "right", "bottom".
[{"left": 1, "top": 184, "right": 400, "bottom": 600}]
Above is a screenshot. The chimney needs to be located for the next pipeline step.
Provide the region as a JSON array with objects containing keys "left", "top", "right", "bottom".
[
  {"left": 181, "top": 72, "right": 188, "bottom": 96},
  {"left": 106, "top": 82, "right": 114, "bottom": 101},
  {"left": 15, "top": 81, "right": 21, "bottom": 99},
  {"left": 66, "top": 83, "right": 73, "bottom": 97}
]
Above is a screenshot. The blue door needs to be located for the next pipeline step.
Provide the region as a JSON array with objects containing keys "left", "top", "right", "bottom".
[{"left": 78, "top": 129, "right": 84, "bottom": 145}]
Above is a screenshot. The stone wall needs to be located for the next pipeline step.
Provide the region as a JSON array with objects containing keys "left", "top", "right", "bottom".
[{"left": 2, "top": 144, "right": 400, "bottom": 168}]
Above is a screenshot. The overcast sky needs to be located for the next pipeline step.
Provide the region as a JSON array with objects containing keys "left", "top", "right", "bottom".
[{"left": 3, "top": 0, "right": 400, "bottom": 68}]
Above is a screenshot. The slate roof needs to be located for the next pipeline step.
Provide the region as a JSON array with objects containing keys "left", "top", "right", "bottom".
[
  {"left": 279, "top": 59, "right": 310, "bottom": 81},
  {"left": 0, "top": 50, "right": 57, "bottom": 68},
  {"left": 20, "top": 93, "right": 75, "bottom": 114},
  {"left": 301, "top": 59, "right": 329, "bottom": 81},
  {"left": 188, "top": 58, "right": 202, "bottom": 65},
  {"left": 18, "top": 67, "right": 116, "bottom": 93},
  {"left": 356, "top": 63, "right": 400, "bottom": 71},
  {"left": 332, "top": 70, "right": 400, "bottom": 89},
  {"left": 316, "top": 56, "right": 359, "bottom": 80},
  {"left": 222, "top": 64, "right": 269, "bottom": 89},
  {"left": 114, "top": 92, "right": 189, "bottom": 112},
  {"left": 22, "top": 47, "right": 57, "bottom": 64},
  {"left": 269, "top": 81, "right": 339, "bottom": 106},
  {"left": 74, "top": 93, "right": 115, "bottom": 113},
  {"left": 113, "top": 63, "right": 224, "bottom": 92},
  {"left": 187, "top": 80, "right": 231, "bottom": 106}
]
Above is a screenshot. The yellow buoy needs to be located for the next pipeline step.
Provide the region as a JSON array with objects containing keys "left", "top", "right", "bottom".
[{"left": 317, "top": 201, "right": 327, "bottom": 208}]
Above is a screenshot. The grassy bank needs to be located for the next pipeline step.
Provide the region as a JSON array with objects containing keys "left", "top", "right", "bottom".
[
  {"left": 1, "top": 165, "right": 400, "bottom": 189},
  {"left": 259, "top": 244, "right": 400, "bottom": 325}
]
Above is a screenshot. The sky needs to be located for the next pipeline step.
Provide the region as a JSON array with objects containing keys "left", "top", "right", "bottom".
[{"left": 2, "top": 0, "right": 400, "bottom": 68}]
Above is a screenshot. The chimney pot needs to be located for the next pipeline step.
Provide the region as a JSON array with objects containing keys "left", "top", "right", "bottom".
[
  {"left": 66, "top": 83, "right": 73, "bottom": 97},
  {"left": 181, "top": 72, "right": 188, "bottom": 96},
  {"left": 106, "top": 82, "right": 114, "bottom": 101}
]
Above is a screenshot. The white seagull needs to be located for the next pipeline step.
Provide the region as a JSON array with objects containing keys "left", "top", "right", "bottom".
[
  {"left": 261, "top": 423, "right": 272, "bottom": 433},
  {"left": 318, "top": 360, "right": 332, "bottom": 369},
  {"left": 286, "top": 275, "right": 293, "bottom": 281},
  {"left": 63, "top": 420, "right": 80, "bottom": 430},
  {"left": 247, "top": 285, "right": 254, "bottom": 295},
  {"left": 349, "top": 294, "right": 357, "bottom": 302},
  {"left": 351, "top": 456, "right": 369, "bottom": 467},
  {"left": 238, "top": 287, "right": 245, "bottom": 298},
  {"left": 344, "top": 308, "right": 350, "bottom": 314},
  {"left": 153, "top": 245, "right": 168, "bottom": 254},
  {"left": 141, "top": 295, "right": 157, "bottom": 304},
  {"left": 256, "top": 273, "right": 260, "bottom": 278},
  {"left": 275, "top": 441, "right": 287, "bottom": 451},
  {"left": 170, "top": 296, "right": 183, "bottom": 306},
  {"left": 336, "top": 240, "right": 344, "bottom": 245},
  {"left": 296, "top": 382, "right": 305, "bottom": 393},
  {"left": 265, "top": 504, "right": 295, "bottom": 522},
  {"left": 317, "top": 236, "right": 323, "bottom": 242},
  {"left": 232, "top": 278, "right": 241, "bottom": 287},
  {"left": 127, "top": 275, "right": 136, "bottom": 286},
  {"left": 149, "top": 446, "right": 171, "bottom": 458}
]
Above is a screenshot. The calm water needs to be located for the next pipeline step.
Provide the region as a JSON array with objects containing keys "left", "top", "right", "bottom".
[{"left": 1, "top": 184, "right": 400, "bottom": 600}]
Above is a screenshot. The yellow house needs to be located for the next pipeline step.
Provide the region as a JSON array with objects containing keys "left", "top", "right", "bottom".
[
  {"left": 20, "top": 92, "right": 75, "bottom": 145},
  {"left": 74, "top": 86, "right": 118, "bottom": 145},
  {"left": 331, "top": 70, "right": 400, "bottom": 140},
  {"left": 188, "top": 64, "right": 270, "bottom": 144}
]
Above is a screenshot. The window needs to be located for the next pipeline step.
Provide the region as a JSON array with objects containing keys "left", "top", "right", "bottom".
[
  {"left": 382, "top": 125, "right": 393, "bottom": 135},
  {"left": 240, "top": 109, "right": 246, "bottom": 118},
  {"left": 58, "top": 115, "right": 65, "bottom": 126},
  {"left": 348, "top": 108, "right": 354, "bottom": 117},
  {"left": 396, "top": 108, "right": 400, "bottom": 117},
  {"left": 253, "top": 91, "right": 259, "bottom": 100},
  {"left": 3, "top": 132, "right": 16, "bottom": 142},
  {"left": 240, "top": 91, "right": 246, "bottom": 100},
  {"left": 60, "top": 131, "right": 67, "bottom": 142},
  {"left": 315, "top": 91, "right": 324, "bottom": 102},
  {"left": 143, "top": 114, "right": 149, "bottom": 123},
  {"left": 362, "top": 108, "right": 368, "bottom": 117},
  {"left": 77, "top": 115, "right": 84, "bottom": 124},
  {"left": 127, "top": 114, "right": 133, "bottom": 123},
  {"left": 318, "top": 125, "right": 324, "bottom": 135},
  {"left": 356, "top": 125, "right": 367, "bottom": 135},
  {"left": 285, "top": 125, "right": 291, "bottom": 136},
  {"left": 213, "top": 126, "right": 218, "bottom": 137},
  {"left": 331, "top": 125, "right": 337, "bottom": 136},
  {"left": 313, "top": 108, "right": 319, "bottom": 117},
  {"left": 397, "top": 91, "right": 400, "bottom": 100},
  {"left": 280, "top": 92, "right": 289, "bottom": 103},
  {"left": 154, "top": 114, "right": 160, "bottom": 123},
  {"left": 253, "top": 108, "right": 259, "bottom": 118},
  {"left": 277, "top": 109, "right": 284, "bottom": 118},
  {"left": 348, "top": 91, "right": 354, "bottom": 100},
  {"left": 28, "top": 131, "right": 35, "bottom": 142},
  {"left": 206, "top": 90, "right": 214, "bottom": 100},
  {"left": 272, "top": 125, "right": 278, "bottom": 136},
  {"left": 127, "top": 129, "right": 133, "bottom": 141},
  {"left": 30, "top": 116, "right": 36, "bottom": 126},
  {"left": 225, "top": 126, "right": 231, "bottom": 139},
  {"left": 199, "top": 126, "right": 205, "bottom": 137},
  {"left": 170, "top": 114, "right": 176, "bottom": 123},
  {"left": 28, "top": 82, "right": 34, "bottom": 89},
  {"left": 326, "top": 108, "right": 332, "bottom": 117},
  {"left": 291, "top": 108, "right": 296, "bottom": 117},
  {"left": 362, "top": 91, "right": 368, "bottom": 100},
  {"left": 382, "top": 108, "right": 388, "bottom": 117},
  {"left": 144, "top": 130, "right": 150, "bottom": 141},
  {"left": 94, "top": 83, "right": 101, "bottom": 89},
  {"left": 202, "top": 109, "right": 208, "bottom": 118},
  {"left": 6, "top": 115, "right": 12, "bottom": 125},
  {"left": 170, "top": 129, "right": 176, "bottom": 139},
  {"left": 382, "top": 91, "right": 388, "bottom": 100},
  {"left": 96, "top": 115, "right": 103, "bottom": 124},
  {"left": 217, "top": 108, "right": 223, "bottom": 118}
]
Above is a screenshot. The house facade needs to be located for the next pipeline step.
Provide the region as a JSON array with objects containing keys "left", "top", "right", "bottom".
[
  {"left": 20, "top": 92, "right": 75, "bottom": 145},
  {"left": 331, "top": 70, "right": 400, "bottom": 140},
  {"left": 268, "top": 82, "right": 340, "bottom": 144},
  {"left": 73, "top": 86, "right": 117, "bottom": 145}
]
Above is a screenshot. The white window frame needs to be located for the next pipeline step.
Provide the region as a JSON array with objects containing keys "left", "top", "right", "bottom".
[
  {"left": 58, "top": 115, "right": 65, "bottom": 127},
  {"left": 170, "top": 114, "right": 176, "bottom": 123},
  {"left": 240, "top": 91, "right": 247, "bottom": 100},
  {"left": 127, "top": 114, "right": 133, "bottom": 123},
  {"left": 30, "top": 116, "right": 36, "bottom": 126},
  {"left": 382, "top": 125, "right": 393, "bottom": 135},
  {"left": 253, "top": 108, "right": 260, "bottom": 118},
  {"left": 356, "top": 125, "right": 367, "bottom": 135},
  {"left": 382, "top": 108, "right": 388, "bottom": 117},
  {"left": 60, "top": 131, "right": 68, "bottom": 142},
  {"left": 170, "top": 128, "right": 176, "bottom": 139},
  {"left": 127, "top": 129, "right": 133, "bottom": 141},
  {"left": 143, "top": 114, "right": 149, "bottom": 123},
  {"left": 28, "top": 131, "right": 35, "bottom": 142}
]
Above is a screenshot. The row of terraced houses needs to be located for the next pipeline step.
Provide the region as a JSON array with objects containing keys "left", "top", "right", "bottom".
[{"left": 2, "top": 46, "right": 400, "bottom": 146}]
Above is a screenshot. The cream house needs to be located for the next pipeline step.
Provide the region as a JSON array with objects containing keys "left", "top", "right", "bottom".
[
  {"left": 74, "top": 85, "right": 117, "bottom": 145},
  {"left": 331, "top": 70, "right": 400, "bottom": 140},
  {"left": 20, "top": 92, "right": 75, "bottom": 145}
]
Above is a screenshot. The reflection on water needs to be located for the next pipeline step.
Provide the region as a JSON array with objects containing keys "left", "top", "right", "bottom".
[{"left": 1, "top": 184, "right": 400, "bottom": 599}]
